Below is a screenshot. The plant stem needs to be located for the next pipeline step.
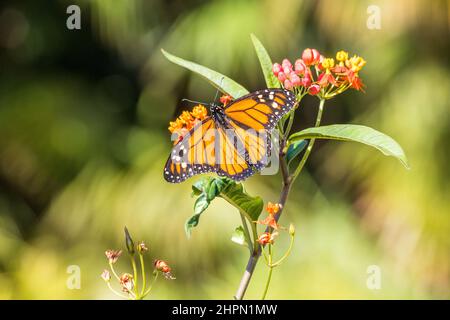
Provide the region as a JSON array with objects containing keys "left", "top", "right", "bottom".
[
  {"left": 234, "top": 98, "right": 325, "bottom": 300},
  {"left": 139, "top": 254, "right": 146, "bottom": 297},
  {"left": 109, "top": 263, "right": 121, "bottom": 281},
  {"left": 234, "top": 147, "right": 292, "bottom": 300},
  {"left": 270, "top": 233, "right": 294, "bottom": 267},
  {"left": 107, "top": 282, "right": 130, "bottom": 299},
  {"left": 240, "top": 213, "right": 253, "bottom": 253},
  {"left": 284, "top": 111, "right": 295, "bottom": 137},
  {"left": 130, "top": 256, "right": 139, "bottom": 297},
  {"left": 143, "top": 272, "right": 159, "bottom": 296},
  {"left": 261, "top": 245, "right": 273, "bottom": 300},
  {"left": 291, "top": 99, "right": 325, "bottom": 182}
]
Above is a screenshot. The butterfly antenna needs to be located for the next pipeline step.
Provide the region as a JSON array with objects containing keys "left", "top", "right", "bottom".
[
  {"left": 213, "top": 77, "right": 225, "bottom": 104},
  {"left": 182, "top": 98, "right": 208, "bottom": 105}
]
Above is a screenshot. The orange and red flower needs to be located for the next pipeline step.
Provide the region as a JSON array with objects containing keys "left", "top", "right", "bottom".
[
  {"left": 257, "top": 202, "right": 282, "bottom": 230},
  {"left": 257, "top": 232, "right": 278, "bottom": 245},
  {"left": 168, "top": 104, "right": 208, "bottom": 144},
  {"left": 302, "top": 48, "right": 321, "bottom": 66}
]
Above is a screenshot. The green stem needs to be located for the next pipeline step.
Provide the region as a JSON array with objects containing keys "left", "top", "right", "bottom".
[
  {"left": 284, "top": 111, "right": 295, "bottom": 137},
  {"left": 107, "top": 281, "right": 129, "bottom": 299},
  {"left": 139, "top": 254, "right": 146, "bottom": 297},
  {"left": 220, "top": 193, "right": 258, "bottom": 254},
  {"left": 261, "top": 244, "right": 273, "bottom": 300},
  {"left": 270, "top": 234, "right": 294, "bottom": 267},
  {"left": 234, "top": 98, "right": 322, "bottom": 300},
  {"left": 240, "top": 213, "right": 253, "bottom": 253},
  {"left": 250, "top": 222, "right": 259, "bottom": 254},
  {"left": 291, "top": 99, "right": 325, "bottom": 182},
  {"left": 130, "top": 256, "right": 139, "bottom": 298},
  {"left": 109, "top": 263, "right": 121, "bottom": 281},
  {"left": 143, "top": 272, "right": 159, "bottom": 296},
  {"left": 261, "top": 247, "right": 269, "bottom": 263}
]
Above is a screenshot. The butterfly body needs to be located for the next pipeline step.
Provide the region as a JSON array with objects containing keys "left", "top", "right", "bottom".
[
  {"left": 209, "top": 104, "right": 228, "bottom": 127},
  {"left": 164, "top": 89, "right": 296, "bottom": 183}
]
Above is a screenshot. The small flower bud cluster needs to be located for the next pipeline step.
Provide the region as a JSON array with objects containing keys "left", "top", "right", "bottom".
[
  {"left": 101, "top": 227, "right": 175, "bottom": 300},
  {"left": 168, "top": 104, "right": 208, "bottom": 142},
  {"left": 273, "top": 49, "right": 366, "bottom": 99}
]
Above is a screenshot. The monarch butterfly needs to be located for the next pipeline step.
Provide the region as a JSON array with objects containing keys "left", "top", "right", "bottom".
[{"left": 164, "top": 88, "right": 296, "bottom": 183}]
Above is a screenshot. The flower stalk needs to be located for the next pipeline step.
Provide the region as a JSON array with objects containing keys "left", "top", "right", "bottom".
[
  {"left": 101, "top": 228, "right": 175, "bottom": 300},
  {"left": 235, "top": 96, "right": 326, "bottom": 300}
]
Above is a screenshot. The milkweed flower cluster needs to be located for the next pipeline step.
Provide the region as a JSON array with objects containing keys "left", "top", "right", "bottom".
[
  {"left": 168, "top": 104, "right": 208, "bottom": 142},
  {"left": 257, "top": 202, "right": 282, "bottom": 230},
  {"left": 257, "top": 203, "right": 295, "bottom": 271},
  {"left": 101, "top": 227, "right": 175, "bottom": 300},
  {"left": 256, "top": 201, "right": 296, "bottom": 284},
  {"left": 272, "top": 48, "right": 366, "bottom": 99},
  {"left": 256, "top": 202, "right": 284, "bottom": 245}
]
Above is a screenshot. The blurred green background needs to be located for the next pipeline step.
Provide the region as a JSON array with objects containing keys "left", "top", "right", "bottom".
[{"left": 0, "top": 0, "right": 449, "bottom": 299}]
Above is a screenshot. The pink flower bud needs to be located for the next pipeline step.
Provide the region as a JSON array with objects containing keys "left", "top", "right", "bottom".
[
  {"left": 284, "top": 79, "right": 293, "bottom": 90},
  {"left": 308, "top": 84, "right": 320, "bottom": 95},
  {"left": 290, "top": 73, "right": 301, "bottom": 87},
  {"left": 283, "top": 66, "right": 292, "bottom": 74},
  {"left": 282, "top": 58, "right": 292, "bottom": 70},
  {"left": 302, "top": 48, "right": 321, "bottom": 66},
  {"left": 277, "top": 71, "right": 287, "bottom": 82},
  {"left": 294, "top": 59, "right": 307, "bottom": 75},
  {"left": 301, "top": 75, "right": 311, "bottom": 87},
  {"left": 272, "top": 63, "right": 282, "bottom": 76}
]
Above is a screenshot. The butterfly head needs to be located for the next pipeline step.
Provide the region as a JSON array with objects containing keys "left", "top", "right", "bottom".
[{"left": 209, "top": 103, "right": 227, "bottom": 127}]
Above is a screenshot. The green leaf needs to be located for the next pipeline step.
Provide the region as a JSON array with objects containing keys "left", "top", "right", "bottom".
[
  {"left": 286, "top": 139, "right": 308, "bottom": 165},
  {"left": 206, "top": 177, "right": 227, "bottom": 201},
  {"left": 231, "top": 226, "right": 247, "bottom": 246},
  {"left": 185, "top": 213, "right": 201, "bottom": 239},
  {"left": 185, "top": 177, "right": 263, "bottom": 238},
  {"left": 185, "top": 193, "right": 210, "bottom": 238},
  {"left": 250, "top": 34, "right": 280, "bottom": 89},
  {"left": 220, "top": 180, "right": 264, "bottom": 221},
  {"left": 161, "top": 49, "right": 249, "bottom": 98},
  {"left": 289, "top": 124, "right": 409, "bottom": 168},
  {"left": 194, "top": 193, "right": 209, "bottom": 215},
  {"left": 191, "top": 179, "right": 206, "bottom": 196}
]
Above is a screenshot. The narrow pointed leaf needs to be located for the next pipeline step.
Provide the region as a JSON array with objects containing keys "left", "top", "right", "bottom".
[
  {"left": 289, "top": 124, "right": 409, "bottom": 168},
  {"left": 250, "top": 34, "right": 280, "bottom": 88},
  {"left": 161, "top": 49, "right": 249, "bottom": 98}
]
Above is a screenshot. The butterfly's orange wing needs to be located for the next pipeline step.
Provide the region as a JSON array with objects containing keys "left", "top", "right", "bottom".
[
  {"left": 224, "top": 89, "right": 296, "bottom": 131},
  {"left": 224, "top": 89, "right": 295, "bottom": 166},
  {"left": 164, "top": 89, "right": 295, "bottom": 183},
  {"left": 164, "top": 118, "right": 255, "bottom": 183}
]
